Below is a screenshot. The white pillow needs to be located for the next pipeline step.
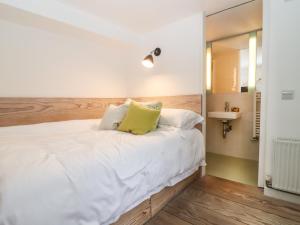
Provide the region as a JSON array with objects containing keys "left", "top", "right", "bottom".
[
  {"left": 99, "top": 104, "right": 128, "bottom": 130},
  {"left": 159, "top": 108, "right": 204, "bottom": 129}
]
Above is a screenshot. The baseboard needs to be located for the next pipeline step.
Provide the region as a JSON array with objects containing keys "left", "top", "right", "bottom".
[{"left": 264, "top": 187, "right": 300, "bottom": 205}]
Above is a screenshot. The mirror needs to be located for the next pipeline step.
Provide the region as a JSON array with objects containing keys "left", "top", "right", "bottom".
[{"left": 207, "top": 31, "right": 262, "bottom": 94}]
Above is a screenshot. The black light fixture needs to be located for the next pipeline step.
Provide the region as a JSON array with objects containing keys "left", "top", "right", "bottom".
[{"left": 142, "top": 48, "right": 161, "bottom": 68}]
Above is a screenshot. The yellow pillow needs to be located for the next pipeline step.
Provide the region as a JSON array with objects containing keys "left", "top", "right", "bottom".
[{"left": 118, "top": 101, "right": 161, "bottom": 135}]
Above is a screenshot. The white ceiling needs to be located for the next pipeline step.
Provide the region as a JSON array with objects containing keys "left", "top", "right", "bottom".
[
  {"left": 206, "top": 0, "right": 262, "bottom": 41},
  {"left": 58, "top": 0, "right": 253, "bottom": 33}
]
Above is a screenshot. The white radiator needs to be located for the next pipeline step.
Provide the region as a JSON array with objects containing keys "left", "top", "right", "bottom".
[{"left": 271, "top": 138, "right": 300, "bottom": 195}]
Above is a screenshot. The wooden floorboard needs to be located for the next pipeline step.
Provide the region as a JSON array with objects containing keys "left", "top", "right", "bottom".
[
  {"left": 146, "top": 175, "right": 300, "bottom": 225},
  {"left": 147, "top": 211, "right": 193, "bottom": 225},
  {"left": 192, "top": 176, "right": 300, "bottom": 223}
]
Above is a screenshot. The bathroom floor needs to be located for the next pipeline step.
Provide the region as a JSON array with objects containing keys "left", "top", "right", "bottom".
[{"left": 206, "top": 152, "right": 258, "bottom": 186}]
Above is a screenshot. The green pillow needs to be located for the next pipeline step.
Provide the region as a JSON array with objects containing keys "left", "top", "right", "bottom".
[{"left": 118, "top": 101, "right": 161, "bottom": 135}]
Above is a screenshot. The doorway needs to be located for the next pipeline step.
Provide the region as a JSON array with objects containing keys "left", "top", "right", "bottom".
[{"left": 204, "top": 0, "right": 263, "bottom": 186}]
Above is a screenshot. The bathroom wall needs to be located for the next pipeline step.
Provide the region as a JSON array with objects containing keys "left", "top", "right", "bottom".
[
  {"left": 206, "top": 93, "right": 259, "bottom": 161},
  {"left": 212, "top": 49, "right": 240, "bottom": 94}
]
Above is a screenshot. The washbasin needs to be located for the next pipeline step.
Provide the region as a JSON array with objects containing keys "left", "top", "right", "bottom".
[{"left": 208, "top": 111, "right": 242, "bottom": 121}]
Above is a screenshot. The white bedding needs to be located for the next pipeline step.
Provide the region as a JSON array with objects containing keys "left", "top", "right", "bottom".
[{"left": 0, "top": 119, "right": 205, "bottom": 225}]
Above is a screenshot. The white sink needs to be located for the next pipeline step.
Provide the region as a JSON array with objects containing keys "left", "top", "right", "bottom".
[{"left": 208, "top": 111, "right": 242, "bottom": 121}]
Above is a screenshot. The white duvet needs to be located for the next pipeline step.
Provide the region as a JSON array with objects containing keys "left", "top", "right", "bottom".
[{"left": 0, "top": 119, "right": 205, "bottom": 225}]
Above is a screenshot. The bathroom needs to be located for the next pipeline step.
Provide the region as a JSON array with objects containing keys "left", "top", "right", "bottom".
[{"left": 205, "top": 1, "right": 262, "bottom": 186}]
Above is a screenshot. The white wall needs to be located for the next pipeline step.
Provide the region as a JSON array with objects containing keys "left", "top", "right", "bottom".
[
  {"left": 262, "top": 0, "right": 300, "bottom": 203},
  {"left": 0, "top": 19, "right": 131, "bottom": 97},
  {"left": 0, "top": 5, "right": 204, "bottom": 98},
  {"left": 127, "top": 14, "right": 204, "bottom": 97}
]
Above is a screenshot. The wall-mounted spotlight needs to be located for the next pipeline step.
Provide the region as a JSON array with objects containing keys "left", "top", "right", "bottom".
[{"left": 142, "top": 48, "right": 161, "bottom": 68}]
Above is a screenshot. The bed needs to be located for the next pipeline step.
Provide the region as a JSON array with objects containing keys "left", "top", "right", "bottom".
[{"left": 0, "top": 95, "right": 205, "bottom": 225}]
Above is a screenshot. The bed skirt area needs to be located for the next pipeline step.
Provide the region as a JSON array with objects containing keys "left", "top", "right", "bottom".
[{"left": 112, "top": 167, "right": 202, "bottom": 225}]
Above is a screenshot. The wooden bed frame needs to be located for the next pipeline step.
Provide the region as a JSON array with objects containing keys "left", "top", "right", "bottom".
[
  {"left": 112, "top": 168, "right": 202, "bottom": 225},
  {"left": 0, "top": 95, "right": 203, "bottom": 224}
]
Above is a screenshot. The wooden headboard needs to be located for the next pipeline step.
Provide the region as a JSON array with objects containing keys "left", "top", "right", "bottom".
[{"left": 0, "top": 95, "right": 201, "bottom": 127}]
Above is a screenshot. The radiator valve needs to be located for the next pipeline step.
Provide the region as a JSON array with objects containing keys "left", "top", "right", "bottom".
[{"left": 265, "top": 175, "right": 272, "bottom": 188}]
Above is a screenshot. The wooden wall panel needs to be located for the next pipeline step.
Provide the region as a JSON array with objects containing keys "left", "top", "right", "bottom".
[
  {"left": 134, "top": 95, "right": 202, "bottom": 114},
  {"left": 0, "top": 95, "right": 201, "bottom": 127},
  {"left": 0, "top": 98, "right": 123, "bottom": 127}
]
